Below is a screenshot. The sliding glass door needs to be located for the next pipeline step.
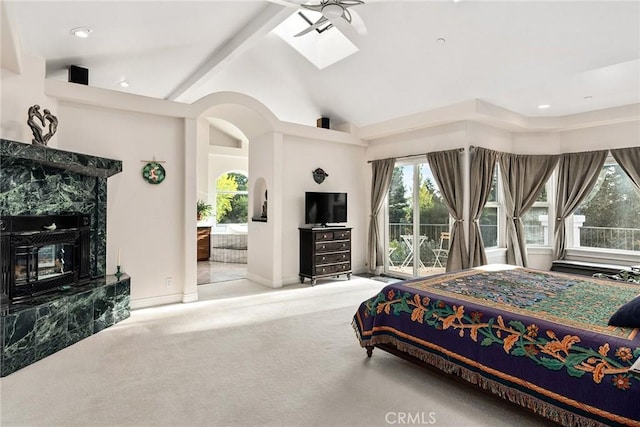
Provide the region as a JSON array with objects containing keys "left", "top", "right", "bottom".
[{"left": 385, "top": 161, "right": 450, "bottom": 278}]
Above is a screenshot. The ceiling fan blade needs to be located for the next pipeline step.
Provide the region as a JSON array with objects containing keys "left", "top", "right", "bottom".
[
  {"left": 327, "top": 15, "right": 362, "bottom": 45},
  {"left": 348, "top": 9, "right": 367, "bottom": 35},
  {"left": 294, "top": 15, "right": 329, "bottom": 37},
  {"left": 300, "top": 3, "right": 324, "bottom": 13}
]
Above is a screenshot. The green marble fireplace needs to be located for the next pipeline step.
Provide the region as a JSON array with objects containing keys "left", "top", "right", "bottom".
[{"left": 0, "top": 139, "right": 129, "bottom": 376}]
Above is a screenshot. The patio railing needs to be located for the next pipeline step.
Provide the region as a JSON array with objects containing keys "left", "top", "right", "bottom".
[
  {"left": 388, "top": 223, "right": 449, "bottom": 271},
  {"left": 388, "top": 223, "right": 450, "bottom": 244},
  {"left": 579, "top": 226, "right": 640, "bottom": 252}
]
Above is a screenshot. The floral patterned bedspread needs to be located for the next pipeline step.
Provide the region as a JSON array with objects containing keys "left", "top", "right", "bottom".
[{"left": 353, "top": 266, "right": 640, "bottom": 426}]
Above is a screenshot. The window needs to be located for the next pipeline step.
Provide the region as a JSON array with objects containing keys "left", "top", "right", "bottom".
[
  {"left": 572, "top": 158, "right": 640, "bottom": 252},
  {"left": 385, "top": 161, "right": 450, "bottom": 277},
  {"left": 479, "top": 166, "right": 500, "bottom": 248},
  {"left": 215, "top": 172, "right": 248, "bottom": 224},
  {"left": 481, "top": 165, "right": 551, "bottom": 249},
  {"left": 523, "top": 180, "right": 552, "bottom": 246}
]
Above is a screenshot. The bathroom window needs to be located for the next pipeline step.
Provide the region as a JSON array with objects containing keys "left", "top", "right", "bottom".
[{"left": 216, "top": 172, "right": 248, "bottom": 224}]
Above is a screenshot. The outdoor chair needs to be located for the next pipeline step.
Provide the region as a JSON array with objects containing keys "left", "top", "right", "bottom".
[{"left": 432, "top": 232, "right": 450, "bottom": 268}]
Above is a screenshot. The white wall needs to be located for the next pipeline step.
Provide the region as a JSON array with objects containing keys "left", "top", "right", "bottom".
[
  {"left": 209, "top": 154, "right": 248, "bottom": 185},
  {"left": 209, "top": 124, "right": 242, "bottom": 147},
  {"left": 559, "top": 121, "right": 640, "bottom": 152},
  {"left": 56, "top": 101, "right": 186, "bottom": 306},
  {"left": 196, "top": 117, "right": 210, "bottom": 203},
  {"left": 281, "top": 134, "right": 368, "bottom": 283},
  {"left": 367, "top": 122, "right": 469, "bottom": 159},
  {"left": 247, "top": 132, "right": 280, "bottom": 285},
  {"left": 467, "top": 122, "right": 513, "bottom": 152},
  {"left": 1, "top": 55, "right": 58, "bottom": 145},
  {"left": 512, "top": 131, "right": 561, "bottom": 154}
]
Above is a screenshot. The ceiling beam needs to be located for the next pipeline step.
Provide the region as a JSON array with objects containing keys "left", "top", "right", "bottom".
[{"left": 166, "top": 3, "right": 292, "bottom": 102}]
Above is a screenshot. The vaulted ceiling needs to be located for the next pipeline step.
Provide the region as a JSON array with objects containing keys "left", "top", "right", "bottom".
[{"left": 4, "top": 1, "right": 640, "bottom": 131}]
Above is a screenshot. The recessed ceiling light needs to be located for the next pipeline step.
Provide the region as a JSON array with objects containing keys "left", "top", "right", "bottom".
[
  {"left": 584, "top": 95, "right": 593, "bottom": 100},
  {"left": 436, "top": 37, "right": 446, "bottom": 45},
  {"left": 70, "top": 27, "right": 92, "bottom": 38},
  {"left": 119, "top": 80, "right": 130, "bottom": 88},
  {"left": 538, "top": 104, "right": 551, "bottom": 109}
]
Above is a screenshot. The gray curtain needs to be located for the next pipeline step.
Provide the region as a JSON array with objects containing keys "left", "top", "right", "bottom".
[
  {"left": 554, "top": 150, "right": 608, "bottom": 260},
  {"left": 499, "top": 153, "right": 558, "bottom": 267},
  {"left": 611, "top": 146, "right": 640, "bottom": 191},
  {"left": 468, "top": 147, "right": 499, "bottom": 267},
  {"left": 426, "top": 149, "right": 468, "bottom": 271},
  {"left": 367, "top": 158, "right": 396, "bottom": 271}
]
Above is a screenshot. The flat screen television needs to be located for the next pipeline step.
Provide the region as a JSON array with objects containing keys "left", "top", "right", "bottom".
[{"left": 305, "top": 192, "right": 347, "bottom": 226}]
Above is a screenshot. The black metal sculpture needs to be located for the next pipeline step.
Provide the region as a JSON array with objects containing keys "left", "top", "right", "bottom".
[{"left": 27, "top": 104, "right": 58, "bottom": 146}]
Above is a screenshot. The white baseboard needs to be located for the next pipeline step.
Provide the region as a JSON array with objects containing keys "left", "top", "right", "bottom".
[
  {"left": 246, "top": 272, "right": 283, "bottom": 288},
  {"left": 131, "top": 293, "right": 183, "bottom": 310},
  {"left": 182, "top": 291, "right": 198, "bottom": 303}
]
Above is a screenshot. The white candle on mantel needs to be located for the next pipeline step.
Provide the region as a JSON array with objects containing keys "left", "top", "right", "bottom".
[{"left": 117, "top": 249, "right": 121, "bottom": 266}]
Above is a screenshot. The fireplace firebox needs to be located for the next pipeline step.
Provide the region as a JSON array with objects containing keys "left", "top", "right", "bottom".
[{"left": 1, "top": 213, "right": 91, "bottom": 303}]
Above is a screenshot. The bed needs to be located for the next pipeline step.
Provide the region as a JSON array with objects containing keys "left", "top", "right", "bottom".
[{"left": 352, "top": 265, "right": 640, "bottom": 426}]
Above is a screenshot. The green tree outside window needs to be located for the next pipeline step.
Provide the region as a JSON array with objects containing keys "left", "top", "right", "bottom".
[{"left": 216, "top": 172, "right": 248, "bottom": 224}]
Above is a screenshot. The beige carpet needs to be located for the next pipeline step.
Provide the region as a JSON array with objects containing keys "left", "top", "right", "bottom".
[{"left": 1, "top": 277, "right": 546, "bottom": 426}]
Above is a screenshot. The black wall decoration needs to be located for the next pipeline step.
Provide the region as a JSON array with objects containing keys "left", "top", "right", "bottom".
[{"left": 312, "top": 168, "right": 328, "bottom": 184}]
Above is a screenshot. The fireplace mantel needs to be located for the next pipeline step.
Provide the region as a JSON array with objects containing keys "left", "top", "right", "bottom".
[
  {"left": 0, "top": 138, "right": 123, "bottom": 277},
  {"left": 0, "top": 139, "right": 122, "bottom": 178}
]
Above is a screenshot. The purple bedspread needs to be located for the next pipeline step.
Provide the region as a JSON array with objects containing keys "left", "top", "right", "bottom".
[{"left": 353, "top": 266, "right": 640, "bottom": 426}]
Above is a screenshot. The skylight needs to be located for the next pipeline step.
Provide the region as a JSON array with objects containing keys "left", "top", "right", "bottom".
[{"left": 272, "top": 11, "right": 359, "bottom": 70}]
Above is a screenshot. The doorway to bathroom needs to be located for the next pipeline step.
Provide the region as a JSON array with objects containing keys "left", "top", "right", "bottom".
[
  {"left": 198, "top": 171, "right": 249, "bottom": 284},
  {"left": 198, "top": 172, "right": 249, "bottom": 284}
]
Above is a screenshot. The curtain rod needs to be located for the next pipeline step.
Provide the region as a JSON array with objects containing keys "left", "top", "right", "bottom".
[{"left": 367, "top": 147, "right": 465, "bottom": 163}]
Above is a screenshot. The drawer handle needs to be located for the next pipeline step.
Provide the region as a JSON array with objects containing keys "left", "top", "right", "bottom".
[
  {"left": 321, "top": 245, "right": 326, "bottom": 249},
  {"left": 322, "top": 256, "right": 326, "bottom": 261}
]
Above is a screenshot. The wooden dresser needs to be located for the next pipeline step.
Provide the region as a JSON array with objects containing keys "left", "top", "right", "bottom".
[
  {"left": 197, "top": 226, "right": 211, "bottom": 261},
  {"left": 299, "top": 227, "right": 352, "bottom": 286}
]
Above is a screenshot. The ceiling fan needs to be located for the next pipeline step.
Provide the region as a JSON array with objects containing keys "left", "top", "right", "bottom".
[{"left": 269, "top": 0, "right": 367, "bottom": 41}]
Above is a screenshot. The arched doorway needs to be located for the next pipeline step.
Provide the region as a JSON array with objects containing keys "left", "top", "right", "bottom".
[{"left": 184, "top": 92, "right": 281, "bottom": 301}]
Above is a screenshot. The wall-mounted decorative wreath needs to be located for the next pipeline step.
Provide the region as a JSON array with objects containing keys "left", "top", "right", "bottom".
[{"left": 141, "top": 158, "right": 166, "bottom": 184}]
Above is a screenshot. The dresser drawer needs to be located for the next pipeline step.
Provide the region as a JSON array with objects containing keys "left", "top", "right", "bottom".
[
  {"left": 315, "top": 231, "right": 335, "bottom": 241},
  {"left": 314, "top": 229, "right": 351, "bottom": 242},
  {"left": 315, "top": 240, "right": 350, "bottom": 253},
  {"left": 333, "top": 229, "right": 351, "bottom": 240},
  {"left": 313, "top": 262, "right": 350, "bottom": 275},
  {"left": 315, "top": 252, "right": 349, "bottom": 265}
]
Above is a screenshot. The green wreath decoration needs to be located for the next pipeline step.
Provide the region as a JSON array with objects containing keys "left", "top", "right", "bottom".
[{"left": 142, "top": 162, "right": 166, "bottom": 184}]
